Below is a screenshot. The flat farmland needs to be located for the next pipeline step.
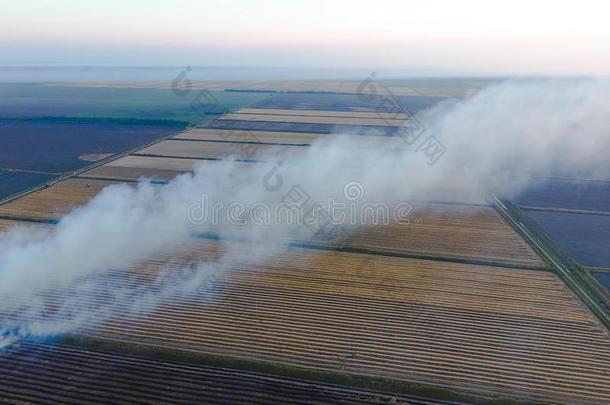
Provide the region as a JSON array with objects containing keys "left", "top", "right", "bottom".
[
  {"left": 57, "top": 80, "right": 380, "bottom": 95},
  {"left": 135, "top": 139, "right": 304, "bottom": 161},
  {"left": 249, "top": 93, "right": 449, "bottom": 113},
  {"left": 0, "top": 83, "right": 270, "bottom": 125},
  {"left": 4, "top": 82, "right": 604, "bottom": 405},
  {"left": 49, "top": 79, "right": 484, "bottom": 100},
  {"left": 173, "top": 128, "right": 396, "bottom": 146},
  {"left": 236, "top": 80, "right": 346, "bottom": 93},
  {"left": 250, "top": 93, "right": 404, "bottom": 112},
  {"left": 592, "top": 272, "right": 610, "bottom": 292},
  {"left": 80, "top": 155, "right": 198, "bottom": 181},
  {"left": 382, "top": 79, "right": 494, "bottom": 98},
  {"left": 223, "top": 80, "right": 379, "bottom": 94},
  {"left": 202, "top": 119, "right": 398, "bottom": 136},
  {"left": 0, "top": 119, "right": 184, "bottom": 173},
  {"left": 0, "top": 343, "right": 449, "bottom": 405},
  {"left": 395, "top": 88, "right": 457, "bottom": 97},
  {"left": 393, "top": 95, "right": 450, "bottom": 110},
  {"left": 330, "top": 204, "right": 544, "bottom": 269},
  {"left": 80, "top": 155, "right": 255, "bottom": 182},
  {"left": 0, "top": 170, "right": 56, "bottom": 201},
  {"left": 0, "top": 178, "right": 119, "bottom": 221},
  {"left": 174, "top": 128, "right": 327, "bottom": 144},
  {"left": 384, "top": 87, "right": 421, "bottom": 96},
  {"left": 0, "top": 83, "right": 271, "bottom": 200},
  {"left": 53, "top": 81, "right": 237, "bottom": 91},
  {"left": 236, "top": 108, "right": 411, "bottom": 120},
  {"left": 514, "top": 178, "right": 610, "bottom": 213},
  {"left": 524, "top": 210, "right": 610, "bottom": 268},
  {"left": 219, "top": 113, "right": 408, "bottom": 127},
  {"left": 39, "top": 239, "right": 609, "bottom": 405},
  {"left": 223, "top": 80, "right": 355, "bottom": 93}
]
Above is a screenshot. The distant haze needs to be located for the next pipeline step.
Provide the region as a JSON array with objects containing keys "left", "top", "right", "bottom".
[
  {"left": 3, "top": 0, "right": 610, "bottom": 76},
  {"left": 0, "top": 66, "right": 463, "bottom": 82}
]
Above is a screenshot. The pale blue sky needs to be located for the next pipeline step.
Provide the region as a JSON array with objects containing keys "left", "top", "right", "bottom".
[{"left": 2, "top": 0, "right": 610, "bottom": 75}]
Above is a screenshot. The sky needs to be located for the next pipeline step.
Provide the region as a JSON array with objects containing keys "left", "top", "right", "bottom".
[{"left": 2, "top": 0, "right": 610, "bottom": 76}]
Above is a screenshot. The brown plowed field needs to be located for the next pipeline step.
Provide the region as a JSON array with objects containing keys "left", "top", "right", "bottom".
[
  {"left": 172, "top": 128, "right": 402, "bottom": 147},
  {"left": 135, "top": 139, "right": 302, "bottom": 161},
  {"left": 80, "top": 155, "right": 258, "bottom": 182},
  {"left": 22, "top": 238, "right": 606, "bottom": 405},
  {"left": 173, "top": 128, "right": 328, "bottom": 144},
  {"left": 236, "top": 108, "right": 411, "bottom": 120},
  {"left": 0, "top": 179, "right": 119, "bottom": 221},
  {"left": 81, "top": 156, "right": 201, "bottom": 181},
  {"left": 339, "top": 204, "right": 544, "bottom": 268},
  {"left": 220, "top": 113, "right": 407, "bottom": 127},
  {"left": 1, "top": 343, "right": 450, "bottom": 405}
]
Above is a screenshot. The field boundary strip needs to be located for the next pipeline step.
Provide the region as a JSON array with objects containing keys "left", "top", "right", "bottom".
[
  {"left": 129, "top": 153, "right": 260, "bottom": 163},
  {"left": 520, "top": 205, "right": 610, "bottom": 217},
  {"left": 171, "top": 137, "right": 311, "bottom": 147}
]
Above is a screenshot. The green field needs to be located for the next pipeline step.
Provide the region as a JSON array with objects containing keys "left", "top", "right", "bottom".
[
  {"left": 0, "top": 83, "right": 270, "bottom": 125},
  {"left": 0, "top": 84, "right": 270, "bottom": 200}
]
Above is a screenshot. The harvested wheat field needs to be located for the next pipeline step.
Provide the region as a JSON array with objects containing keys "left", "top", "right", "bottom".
[
  {"left": 80, "top": 155, "right": 200, "bottom": 181},
  {"left": 337, "top": 204, "right": 545, "bottom": 268},
  {"left": 220, "top": 112, "right": 407, "bottom": 127},
  {"left": 236, "top": 108, "right": 411, "bottom": 120},
  {"left": 386, "top": 87, "right": 459, "bottom": 97},
  {"left": 173, "top": 128, "right": 404, "bottom": 149},
  {"left": 53, "top": 80, "right": 381, "bottom": 94},
  {"left": 135, "top": 139, "right": 303, "bottom": 161},
  {"left": 0, "top": 178, "right": 120, "bottom": 221},
  {"left": 174, "top": 128, "right": 328, "bottom": 144},
  {"left": 80, "top": 155, "right": 258, "bottom": 182},
  {"left": 1, "top": 343, "right": 452, "bottom": 405},
  {"left": 17, "top": 237, "right": 606, "bottom": 405}
]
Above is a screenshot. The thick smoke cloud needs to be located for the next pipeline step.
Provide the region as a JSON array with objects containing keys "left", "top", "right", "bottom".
[
  {"left": 425, "top": 78, "right": 610, "bottom": 193},
  {"left": 1, "top": 78, "right": 609, "bottom": 348}
]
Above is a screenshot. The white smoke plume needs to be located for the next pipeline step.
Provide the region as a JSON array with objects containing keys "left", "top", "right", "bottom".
[
  {"left": 1, "top": 78, "right": 609, "bottom": 348},
  {"left": 426, "top": 78, "right": 610, "bottom": 193}
]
